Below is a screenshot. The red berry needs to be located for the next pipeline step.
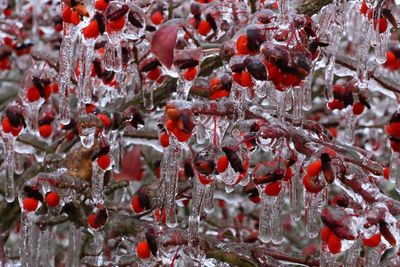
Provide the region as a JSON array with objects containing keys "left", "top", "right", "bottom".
[
  {"left": 321, "top": 226, "right": 332, "bottom": 243},
  {"left": 150, "top": 11, "right": 164, "bottom": 25},
  {"left": 387, "top": 122, "right": 400, "bottom": 138},
  {"left": 23, "top": 197, "right": 39, "bottom": 212},
  {"left": 27, "top": 86, "right": 41, "bottom": 102},
  {"left": 70, "top": 10, "right": 81, "bottom": 26},
  {"left": 97, "top": 113, "right": 111, "bottom": 128},
  {"left": 137, "top": 240, "right": 151, "bottom": 259},
  {"left": 108, "top": 17, "right": 125, "bottom": 32},
  {"left": 183, "top": 67, "right": 197, "bottom": 81},
  {"left": 39, "top": 124, "right": 53, "bottom": 138},
  {"left": 97, "top": 154, "right": 111, "bottom": 170},
  {"left": 95, "top": 0, "right": 108, "bottom": 11},
  {"left": 363, "top": 233, "right": 381, "bottom": 247},
  {"left": 216, "top": 156, "right": 229, "bottom": 173},
  {"left": 88, "top": 214, "right": 101, "bottom": 229},
  {"left": 283, "top": 167, "right": 292, "bottom": 181},
  {"left": 45, "top": 191, "right": 60, "bottom": 207},
  {"left": 303, "top": 174, "right": 324, "bottom": 194},
  {"left": 327, "top": 127, "right": 337, "bottom": 138},
  {"left": 264, "top": 181, "right": 282, "bottom": 196},
  {"left": 307, "top": 160, "right": 322, "bottom": 177},
  {"left": 327, "top": 99, "right": 344, "bottom": 111},
  {"left": 383, "top": 166, "right": 390, "bottom": 179},
  {"left": 240, "top": 71, "right": 254, "bottom": 87},
  {"left": 198, "top": 20, "right": 211, "bottom": 36},
  {"left": 236, "top": 35, "right": 250, "bottom": 55},
  {"left": 62, "top": 7, "right": 72, "bottom": 23},
  {"left": 83, "top": 20, "right": 100, "bottom": 39},
  {"left": 159, "top": 132, "right": 170, "bottom": 148},
  {"left": 171, "top": 128, "right": 192, "bottom": 142},
  {"left": 198, "top": 174, "right": 213, "bottom": 185},
  {"left": 328, "top": 233, "right": 341, "bottom": 254},
  {"left": 210, "top": 90, "right": 230, "bottom": 100},
  {"left": 352, "top": 101, "right": 364, "bottom": 115},
  {"left": 374, "top": 17, "right": 388, "bottom": 34},
  {"left": 131, "top": 195, "right": 144, "bottom": 213},
  {"left": 2, "top": 117, "right": 12, "bottom": 133},
  {"left": 385, "top": 51, "right": 397, "bottom": 66},
  {"left": 360, "top": 2, "right": 368, "bottom": 15},
  {"left": 147, "top": 67, "right": 161, "bottom": 81}
]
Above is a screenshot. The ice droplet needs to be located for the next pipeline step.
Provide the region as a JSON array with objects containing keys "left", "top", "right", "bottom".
[{"left": 302, "top": 74, "right": 313, "bottom": 111}]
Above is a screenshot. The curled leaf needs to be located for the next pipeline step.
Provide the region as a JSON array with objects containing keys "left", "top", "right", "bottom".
[{"left": 151, "top": 24, "right": 179, "bottom": 68}]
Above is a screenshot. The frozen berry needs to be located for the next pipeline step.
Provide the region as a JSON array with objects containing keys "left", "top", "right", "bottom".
[
  {"left": 374, "top": 17, "right": 388, "bottom": 34},
  {"left": 137, "top": 240, "right": 151, "bottom": 259},
  {"left": 236, "top": 35, "right": 250, "bottom": 55},
  {"left": 83, "top": 20, "right": 100, "bottom": 39},
  {"left": 183, "top": 67, "right": 197, "bottom": 81},
  {"left": 352, "top": 102, "right": 364, "bottom": 115},
  {"left": 307, "top": 160, "right": 322, "bottom": 177},
  {"left": 88, "top": 214, "right": 101, "bottom": 229},
  {"left": 303, "top": 174, "right": 324, "bottom": 194},
  {"left": 216, "top": 156, "right": 229, "bottom": 173},
  {"left": 39, "top": 124, "right": 53, "bottom": 138},
  {"left": 159, "top": 132, "right": 169, "bottom": 148},
  {"left": 264, "top": 181, "right": 282, "bottom": 196},
  {"left": 108, "top": 16, "right": 125, "bottom": 32},
  {"left": 2, "top": 117, "right": 12, "bottom": 133},
  {"left": 150, "top": 11, "right": 164, "bottom": 25},
  {"left": 27, "top": 86, "right": 41, "bottom": 102},
  {"left": 363, "top": 233, "right": 381, "bottom": 247},
  {"left": 97, "top": 154, "right": 111, "bottom": 170},
  {"left": 383, "top": 166, "right": 390, "bottom": 179},
  {"left": 45, "top": 191, "right": 60, "bottom": 207},
  {"left": 97, "top": 113, "right": 111, "bottom": 128},
  {"left": 198, "top": 20, "right": 211, "bottom": 36},
  {"left": 147, "top": 67, "right": 161, "bottom": 81},
  {"left": 23, "top": 197, "right": 39, "bottom": 212},
  {"left": 70, "top": 10, "right": 81, "bottom": 26},
  {"left": 327, "top": 233, "right": 341, "bottom": 254},
  {"left": 131, "top": 195, "right": 144, "bottom": 213},
  {"left": 95, "top": 0, "right": 109, "bottom": 11}
]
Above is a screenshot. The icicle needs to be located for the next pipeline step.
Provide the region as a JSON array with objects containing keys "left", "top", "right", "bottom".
[
  {"left": 15, "top": 152, "right": 24, "bottom": 175},
  {"left": 3, "top": 135, "right": 15, "bottom": 202},
  {"left": 343, "top": 107, "right": 357, "bottom": 145},
  {"left": 364, "top": 246, "right": 380, "bottom": 267},
  {"left": 143, "top": 87, "right": 154, "bottom": 111},
  {"left": 390, "top": 152, "right": 400, "bottom": 192},
  {"left": 66, "top": 224, "right": 82, "bottom": 267},
  {"left": 111, "top": 131, "right": 123, "bottom": 173},
  {"left": 92, "top": 230, "right": 105, "bottom": 266},
  {"left": 189, "top": 179, "right": 205, "bottom": 247},
  {"left": 196, "top": 124, "right": 206, "bottom": 145},
  {"left": 20, "top": 213, "right": 39, "bottom": 267},
  {"left": 305, "top": 192, "right": 319, "bottom": 238},
  {"left": 78, "top": 39, "right": 95, "bottom": 104},
  {"left": 302, "top": 74, "right": 313, "bottom": 111},
  {"left": 176, "top": 79, "right": 193, "bottom": 100},
  {"left": 375, "top": 29, "right": 390, "bottom": 64},
  {"left": 163, "top": 145, "right": 181, "bottom": 227},
  {"left": 290, "top": 160, "right": 302, "bottom": 221},
  {"left": 58, "top": 20, "right": 77, "bottom": 125},
  {"left": 291, "top": 87, "right": 303, "bottom": 126},
  {"left": 271, "top": 188, "right": 284, "bottom": 245},
  {"left": 344, "top": 239, "right": 361, "bottom": 267},
  {"left": 324, "top": 24, "right": 342, "bottom": 102},
  {"left": 203, "top": 182, "right": 215, "bottom": 214},
  {"left": 259, "top": 195, "right": 273, "bottom": 243},
  {"left": 104, "top": 42, "right": 122, "bottom": 72},
  {"left": 38, "top": 227, "right": 56, "bottom": 267},
  {"left": 356, "top": 18, "right": 371, "bottom": 91},
  {"left": 320, "top": 250, "right": 336, "bottom": 267},
  {"left": 278, "top": 0, "right": 289, "bottom": 27},
  {"left": 92, "top": 163, "right": 105, "bottom": 204}
]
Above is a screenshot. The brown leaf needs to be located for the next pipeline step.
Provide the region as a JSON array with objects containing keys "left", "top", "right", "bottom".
[
  {"left": 151, "top": 24, "right": 179, "bottom": 69},
  {"left": 119, "top": 146, "right": 142, "bottom": 181}
]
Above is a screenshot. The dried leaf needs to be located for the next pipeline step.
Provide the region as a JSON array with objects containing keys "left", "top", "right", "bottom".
[
  {"left": 119, "top": 146, "right": 142, "bottom": 181},
  {"left": 151, "top": 24, "right": 179, "bottom": 69}
]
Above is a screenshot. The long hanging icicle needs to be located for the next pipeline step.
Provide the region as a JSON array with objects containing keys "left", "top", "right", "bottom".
[
  {"left": 344, "top": 239, "right": 361, "bottom": 267},
  {"left": 271, "top": 188, "right": 285, "bottom": 244},
  {"left": 324, "top": 24, "right": 342, "bottom": 102},
  {"left": 3, "top": 135, "right": 15, "bottom": 202},
  {"left": 38, "top": 227, "right": 56, "bottom": 267},
  {"left": 162, "top": 144, "right": 181, "bottom": 227},
  {"left": 364, "top": 246, "right": 381, "bottom": 267},
  {"left": 259, "top": 195, "right": 274, "bottom": 243},
  {"left": 344, "top": 107, "right": 358, "bottom": 145},
  {"left": 92, "top": 163, "right": 105, "bottom": 204},
  {"left": 78, "top": 39, "right": 95, "bottom": 105},
  {"left": 188, "top": 179, "right": 205, "bottom": 247},
  {"left": 305, "top": 191, "right": 319, "bottom": 238},
  {"left": 290, "top": 159, "right": 302, "bottom": 221},
  {"left": 203, "top": 182, "right": 215, "bottom": 214},
  {"left": 66, "top": 224, "right": 82, "bottom": 267}
]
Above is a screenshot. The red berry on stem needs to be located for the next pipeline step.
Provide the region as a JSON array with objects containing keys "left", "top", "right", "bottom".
[
  {"left": 62, "top": 7, "right": 72, "bottom": 23},
  {"left": 321, "top": 226, "right": 332, "bottom": 243},
  {"left": 39, "top": 124, "right": 53, "bottom": 138},
  {"left": 23, "top": 197, "right": 39, "bottom": 212},
  {"left": 2, "top": 117, "right": 12, "bottom": 133},
  {"left": 137, "top": 240, "right": 151, "bottom": 259},
  {"left": 131, "top": 195, "right": 144, "bottom": 213},
  {"left": 383, "top": 166, "right": 390, "bottom": 179},
  {"left": 198, "top": 20, "right": 211, "bottom": 36},
  {"left": 97, "top": 113, "right": 111, "bottom": 128},
  {"left": 70, "top": 11, "right": 81, "bottom": 26},
  {"left": 328, "top": 233, "right": 341, "bottom": 254},
  {"left": 352, "top": 102, "right": 364, "bottom": 115},
  {"left": 108, "top": 16, "right": 125, "bottom": 32},
  {"left": 159, "top": 132, "right": 169, "bottom": 148},
  {"left": 236, "top": 35, "right": 250, "bottom": 55},
  {"left": 27, "top": 86, "right": 41, "bottom": 102},
  {"left": 183, "top": 67, "right": 197, "bottom": 81},
  {"left": 95, "top": 0, "right": 108, "bottom": 11},
  {"left": 307, "top": 160, "right": 322, "bottom": 177},
  {"left": 303, "top": 174, "right": 324, "bottom": 194},
  {"left": 264, "top": 181, "right": 282, "bottom": 196},
  {"left": 216, "top": 156, "right": 229, "bottom": 173},
  {"left": 147, "top": 67, "right": 161, "bottom": 81},
  {"left": 363, "top": 233, "right": 381, "bottom": 247},
  {"left": 374, "top": 17, "right": 388, "bottom": 34},
  {"left": 83, "top": 20, "right": 100, "bottom": 39},
  {"left": 150, "top": 11, "right": 164, "bottom": 25},
  {"left": 97, "top": 154, "right": 111, "bottom": 170},
  {"left": 45, "top": 191, "right": 60, "bottom": 207},
  {"left": 88, "top": 214, "right": 101, "bottom": 229}
]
